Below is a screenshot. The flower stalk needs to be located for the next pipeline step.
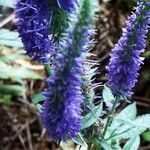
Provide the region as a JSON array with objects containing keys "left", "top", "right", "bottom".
[{"left": 102, "top": 97, "right": 120, "bottom": 139}]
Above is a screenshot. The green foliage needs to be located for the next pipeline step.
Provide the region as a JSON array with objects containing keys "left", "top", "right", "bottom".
[
  {"left": 109, "top": 103, "right": 137, "bottom": 131},
  {"left": 81, "top": 103, "right": 103, "bottom": 129},
  {"left": 73, "top": 133, "right": 87, "bottom": 146},
  {"left": 0, "top": 95, "right": 12, "bottom": 107},
  {"left": 32, "top": 93, "right": 46, "bottom": 112},
  {"left": 0, "top": 0, "right": 14, "bottom": 8},
  {"left": 0, "top": 29, "right": 23, "bottom": 48},
  {"left": 142, "top": 131, "right": 150, "bottom": 142},
  {"left": 104, "top": 103, "right": 150, "bottom": 149},
  {"left": 35, "top": 103, "right": 42, "bottom": 112},
  {"left": 32, "top": 93, "right": 45, "bottom": 105},
  {"left": 99, "top": 140, "right": 112, "bottom": 150},
  {"left": 123, "top": 136, "right": 140, "bottom": 150},
  {"left": 102, "top": 85, "right": 114, "bottom": 104},
  {"left": 0, "top": 84, "right": 25, "bottom": 95},
  {"left": 0, "top": 62, "right": 43, "bottom": 80},
  {"left": 0, "top": 53, "right": 26, "bottom": 63},
  {"left": 51, "top": 8, "right": 69, "bottom": 41}
]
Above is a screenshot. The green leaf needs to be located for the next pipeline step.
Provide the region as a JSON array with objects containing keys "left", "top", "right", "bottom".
[
  {"left": 0, "top": 95, "right": 12, "bottom": 107},
  {"left": 99, "top": 140, "right": 112, "bottom": 150},
  {"left": 81, "top": 103, "right": 103, "bottom": 129},
  {"left": 72, "top": 133, "right": 87, "bottom": 146},
  {"left": 0, "top": 84, "right": 25, "bottom": 95},
  {"left": 35, "top": 104, "right": 42, "bottom": 112},
  {"left": 123, "top": 136, "right": 140, "bottom": 150},
  {"left": 32, "top": 93, "right": 45, "bottom": 105},
  {"left": 108, "top": 114, "right": 150, "bottom": 140},
  {"left": 110, "top": 103, "right": 137, "bottom": 130},
  {"left": 0, "top": 0, "right": 14, "bottom": 8},
  {"left": 102, "top": 85, "right": 114, "bottom": 103},
  {"left": 0, "top": 29, "right": 23, "bottom": 47},
  {"left": 0, "top": 53, "right": 26, "bottom": 63},
  {"left": 106, "top": 103, "right": 137, "bottom": 140},
  {"left": 115, "top": 103, "right": 137, "bottom": 120},
  {"left": 0, "top": 63, "right": 43, "bottom": 80},
  {"left": 134, "top": 114, "right": 150, "bottom": 128},
  {"left": 142, "top": 131, "right": 150, "bottom": 142}
]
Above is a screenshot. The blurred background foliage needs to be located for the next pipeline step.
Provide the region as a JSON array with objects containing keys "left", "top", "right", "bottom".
[{"left": 0, "top": 0, "right": 149, "bottom": 149}]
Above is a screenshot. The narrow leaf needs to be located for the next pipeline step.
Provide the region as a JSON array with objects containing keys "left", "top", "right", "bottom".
[
  {"left": 81, "top": 103, "right": 103, "bottom": 129},
  {"left": 0, "top": 29, "right": 23, "bottom": 47},
  {"left": 0, "top": 64, "right": 43, "bottom": 80},
  {"left": 0, "top": 84, "right": 25, "bottom": 95},
  {"left": 72, "top": 134, "right": 87, "bottom": 146},
  {"left": 99, "top": 140, "right": 112, "bottom": 150},
  {"left": 123, "top": 136, "right": 140, "bottom": 150}
]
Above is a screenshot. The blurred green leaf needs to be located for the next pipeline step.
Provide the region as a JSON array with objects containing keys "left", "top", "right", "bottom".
[
  {"left": 0, "top": 63, "right": 43, "bottom": 80},
  {"left": 0, "top": 95, "right": 12, "bottom": 107},
  {"left": 142, "top": 131, "right": 150, "bottom": 142},
  {"left": 32, "top": 93, "right": 45, "bottom": 105},
  {"left": 0, "top": 84, "right": 25, "bottom": 95},
  {"left": 81, "top": 103, "right": 103, "bottom": 129},
  {"left": 143, "top": 51, "right": 150, "bottom": 58},
  {"left": 123, "top": 136, "right": 140, "bottom": 150},
  {"left": 0, "top": 53, "right": 26, "bottom": 63},
  {"left": 35, "top": 103, "right": 42, "bottom": 112},
  {"left": 0, "top": 0, "right": 14, "bottom": 8},
  {"left": 0, "top": 29, "right": 23, "bottom": 47}
]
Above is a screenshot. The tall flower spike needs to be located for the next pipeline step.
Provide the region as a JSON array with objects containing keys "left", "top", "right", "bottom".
[
  {"left": 15, "top": 0, "right": 54, "bottom": 63},
  {"left": 41, "top": 0, "right": 97, "bottom": 141},
  {"left": 107, "top": 1, "right": 150, "bottom": 98}
]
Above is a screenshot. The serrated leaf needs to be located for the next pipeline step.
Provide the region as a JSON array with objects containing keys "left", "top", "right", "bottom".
[
  {"left": 32, "top": 93, "right": 45, "bottom": 105},
  {"left": 0, "top": 29, "right": 23, "bottom": 47},
  {"left": 0, "top": 64, "right": 43, "bottom": 80},
  {"left": 109, "top": 125, "right": 145, "bottom": 140},
  {"left": 0, "top": 0, "right": 14, "bottom": 8},
  {"left": 0, "top": 84, "right": 25, "bottom": 95},
  {"left": 110, "top": 103, "right": 137, "bottom": 130},
  {"left": 72, "top": 134, "right": 87, "bottom": 146},
  {"left": 123, "top": 136, "right": 140, "bottom": 150},
  {"left": 108, "top": 114, "right": 150, "bottom": 140},
  {"left": 106, "top": 103, "right": 137, "bottom": 140},
  {"left": 115, "top": 103, "right": 137, "bottom": 120},
  {"left": 102, "top": 85, "right": 114, "bottom": 103},
  {"left": 81, "top": 103, "right": 103, "bottom": 129}
]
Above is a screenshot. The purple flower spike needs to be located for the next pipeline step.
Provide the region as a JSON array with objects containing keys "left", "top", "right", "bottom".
[
  {"left": 41, "top": 56, "right": 83, "bottom": 141},
  {"left": 57, "top": 0, "right": 77, "bottom": 12},
  {"left": 107, "top": 2, "right": 150, "bottom": 98},
  {"left": 15, "top": 0, "right": 54, "bottom": 63},
  {"left": 40, "top": 0, "right": 96, "bottom": 141}
]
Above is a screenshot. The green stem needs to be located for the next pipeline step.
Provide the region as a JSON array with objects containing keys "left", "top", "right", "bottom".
[
  {"left": 102, "top": 97, "right": 119, "bottom": 139},
  {"left": 45, "top": 64, "right": 51, "bottom": 76}
]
